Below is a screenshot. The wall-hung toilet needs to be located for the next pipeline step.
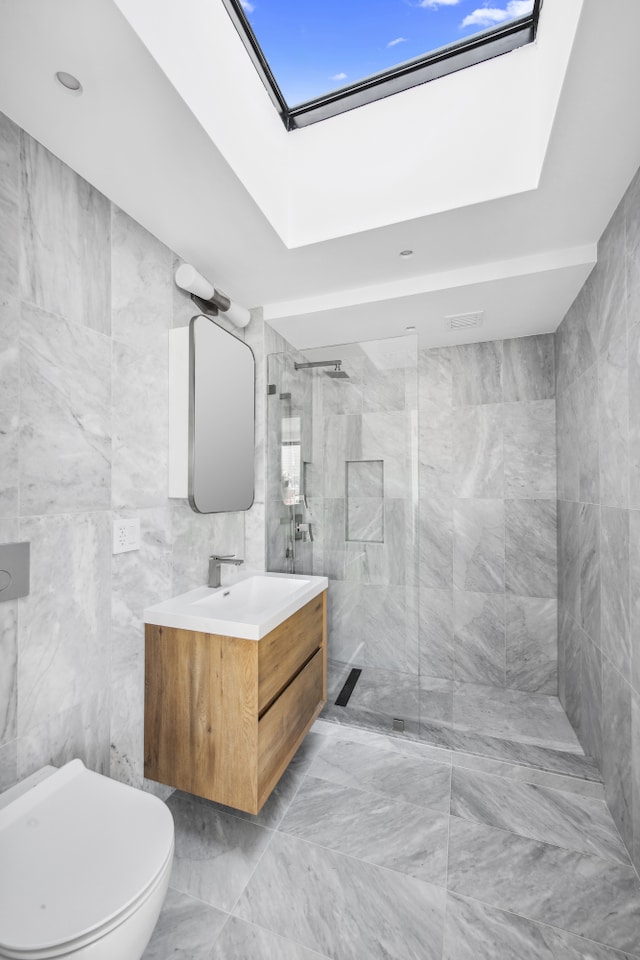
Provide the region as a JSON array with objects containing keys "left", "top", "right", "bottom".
[{"left": 0, "top": 759, "right": 174, "bottom": 960}]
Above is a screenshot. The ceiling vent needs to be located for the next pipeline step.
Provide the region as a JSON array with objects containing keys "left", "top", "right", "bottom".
[{"left": 445, "top": 311, "right": 484, "bottom": 331}]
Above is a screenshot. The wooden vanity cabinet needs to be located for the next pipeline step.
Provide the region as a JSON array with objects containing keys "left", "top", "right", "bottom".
[{"left": 144, "top": 591, "right": 327, "bottom": 814}]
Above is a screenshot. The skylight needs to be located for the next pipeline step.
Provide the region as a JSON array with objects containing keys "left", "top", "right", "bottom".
[{"left": 222, "top": 0, "right": 541, "bottom": 128}]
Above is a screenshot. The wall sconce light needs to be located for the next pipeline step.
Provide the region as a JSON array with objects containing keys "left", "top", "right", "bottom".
[{"left": 174, "top": 264, "right": 251, "bottom": 329}]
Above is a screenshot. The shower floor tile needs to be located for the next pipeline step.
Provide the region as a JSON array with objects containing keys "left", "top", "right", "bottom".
[{"left": 323, "top": 659, "right": 600, "bottom": 780}]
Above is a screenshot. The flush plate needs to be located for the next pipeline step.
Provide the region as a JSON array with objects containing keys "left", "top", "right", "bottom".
[{"left": 0, "top": 542, "right": 30, "bottom": 602}]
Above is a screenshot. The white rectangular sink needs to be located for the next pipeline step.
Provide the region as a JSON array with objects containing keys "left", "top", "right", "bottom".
[{"left": 144, "top": 572, "right": 328, "bottom": 640}]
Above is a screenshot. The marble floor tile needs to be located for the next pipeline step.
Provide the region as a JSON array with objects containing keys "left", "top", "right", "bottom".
[
  {"left": 447, "top": 817, "right": 640, "bottom": 955},
  {"left": 214, "top": 917, "right": 332, "bottom": 959},
  {"left": 418, "top": 719, "right": 600, "bottom": 779},
  {"left": 451, "top": 752, "right": 604, "bottom": 800},
  {"left": 279, "top": 774, "right": 448, "bottom": 884},
  {"left": 444, "top": 893, "right": 635, "bottom": 960},
  {"left": 452, "top": 682, "right": 581, "bottom": 751},
  {"left": 234, "top": 831, "right": 446, "bottom": 960},
  {"left": 142, "top": 888, "right": 226, "bottom": 960},
  {"left": 167, "top": 791, "right": 274, "bottom": 912},
  {"left": 450, "top": 767, "right": 630, "bottom": 863},
  {"left": 344, "top": 664, "right": 422, "bottom": 721},
  {"left": 308, "top": 735, "right": 451, "bottom": 811}
]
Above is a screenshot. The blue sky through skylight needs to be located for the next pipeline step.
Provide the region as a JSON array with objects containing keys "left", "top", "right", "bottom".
[{"left": 239, "top": 0, "right": 534, "bottom": 106}]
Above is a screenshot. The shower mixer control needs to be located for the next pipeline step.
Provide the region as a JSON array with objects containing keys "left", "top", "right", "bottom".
[{"left": 295, "top": 521, "right": 313, "bottom": 543}]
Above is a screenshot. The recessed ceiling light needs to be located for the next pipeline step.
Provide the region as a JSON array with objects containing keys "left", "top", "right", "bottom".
[
  {"left": 55, "top": 71, "right": 83, "bottom": 94},
  {"left": 399, "top": 249, "right": 413, "bottom": 258}
]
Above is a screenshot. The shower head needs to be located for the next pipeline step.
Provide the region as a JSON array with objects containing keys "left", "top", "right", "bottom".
[{"left": 294, "top": 359, "right": 349, "bottom": 379}]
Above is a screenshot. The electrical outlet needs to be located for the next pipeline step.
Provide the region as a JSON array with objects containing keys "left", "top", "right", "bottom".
[{"left": 112, "top": 517, "right": 141, "bottom": 555}]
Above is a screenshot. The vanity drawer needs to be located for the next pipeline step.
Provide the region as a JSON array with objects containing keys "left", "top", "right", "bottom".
[
  {"left": 258, "top": 647, "right": 324, "bottom": 804},
  {"left": 258, "top": 594, "right": 323, "bottom": 712}
]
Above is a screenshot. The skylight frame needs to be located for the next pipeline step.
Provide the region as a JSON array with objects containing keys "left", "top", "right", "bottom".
[{"left": 221, "top": 0, "right": 543, "bottom": 130}]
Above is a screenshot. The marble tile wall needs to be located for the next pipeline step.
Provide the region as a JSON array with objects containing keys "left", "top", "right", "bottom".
[
  {"left": 419, "top": 335, "right": 558, "bottom": 694},
  {"left": 0, "top": 111, "right": 265, "bottom": 792},
  {"left": 556, "top": 162, "right": 640, "bottom": 874}
]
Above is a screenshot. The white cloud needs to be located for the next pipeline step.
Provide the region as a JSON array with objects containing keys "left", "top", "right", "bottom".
[
  {"left": 388, "top": 36, "right": 408, "bottom": 47},
  {"left": 461, "top": 0, "right": 533, "bottom": 28},
  {"left": 240, "top": 1, "right": 255, "bottom": 12},
  {"left": 418, "top": 0, "right": 462, "bottom": 8},
  {"left": 330, "top": 72, "right": 348, "bottom": 81}
]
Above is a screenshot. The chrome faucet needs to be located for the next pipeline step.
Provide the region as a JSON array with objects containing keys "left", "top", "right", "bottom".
[{"left": 208, "top": 554, "right": 244, "bottom": 588}]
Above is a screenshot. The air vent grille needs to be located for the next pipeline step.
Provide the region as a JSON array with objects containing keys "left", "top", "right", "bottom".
[{"left": 445, "top": 311, "right": 484, "bottom": 330}]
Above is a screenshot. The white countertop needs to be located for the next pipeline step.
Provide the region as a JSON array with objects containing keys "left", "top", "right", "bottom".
[{"left": 143, "top": 572, "right": 328, "bottom": 640}]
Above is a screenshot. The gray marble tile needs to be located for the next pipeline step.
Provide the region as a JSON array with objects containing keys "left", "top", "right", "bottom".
[
  {"left": 444, "top": 893, "right": 635, "bottom": 960},
  {"left": 505, "top": 499, "right": 557, "bottom": 599},
  {"left": 362, "top": 357, "right": 407, "bottom": 413},
  {"left": 0, "top": 297, "right": 19, "bottom": 517},
  {"left": 17, "top": 512, "right": 111, "bottom": 736},
  {"left": 0, "top": 113, "right": 20, "bottom": 299},
  {"left": 20, "top": 134, "right": 110, "bottom": 335},
  {"left": 344, "top": 498, "right": 409, "bottom": 586},
  {"left": 628, "top": 322, "right": 640, "bottom": 510},
  {"left": 419, "top": 719, "right": 600, "bottom": 779},
  {"left": 453, "top": 589, "right": 506, "bottom": 686},
  {"left": 312, "top": 716, "right": 453, "bottom": 765},
  {"left": 308, "top": 735, "right": 451, "bottom": 811},
  {"left": 451, "top": 752, "right": 605, "bottom": 800},
  {"left": 452, "top": 681, "right": 582, "bottom": 752},
  {"left": 453, "top": 499, "right": 504, "bottom": 594},
  {"left": 451, "top": 342, "right": 502, "bottom": 406},
  {"left": 453, "top": 404, "right": 503, "bottom": 498},
  {"left": 631, "top": 509, "right": 640, "bottom": 695},
  {"left": 632, "top": 693, "right": 640, "bottom": 874},
  {"left": 596, "top": 197, "right": 628, "bottom": 357},
  {"left": 420, "top": 495, "right": 453, "bottom": 589},
  {"left": 193, "top": 763, "right": 306, "bottom": 832},
  {"left": 234, "top": 831, "right": 446, "bottom": 960},
  {"left": 602, "top": 660, "right": 634, "bottom": 859},
  {"left": 18, "top": 690, "right": 111, "bottom": 779},
  {"left": 447, "top": 816, "right": 640, "bottom": 954},
  {"left": 322, "top": 415, "right": 361, "bottom": 498},
  {"left": 323, "top": 361, "right": 364, "bottom": 417},
  {"left": 599, "top": 331, "right": 629, "bottom": 509},
  {"left": 320, "top": 498, "right": 345, "bottom": 580},
  {"left": 0, "top": 599, "right": 17, "bottom": 746},
  {"left": 167, "top": 791, "right": 273, "bottom": 912},
  {"left": 577, "top": 619, "right": 604, "bottom": 766},
  {"left": 557, "top": 363, "right": 600, "bottom": 504},
  {"left": 420, "top": 587, "right": 454, "bottom": 679},
  {"left": 504, "top": 400, "right": 556, "bottom": 500},
  {"left": 363, "top": 584, "right": 419, "bottom": 673},
  {"left": 111, "top": 206, "right": 172, "bottom": 353},
  {"left": 0, "top": 739, "right": 17, "bottom": 792},
  {"left": 361, "top": 411, "right": 411, "bottom": 499},
  {"left": 142, "top": 888, "right": 226, "bottom": 960},
  {"left": 600, "top": 506, "right": 631, "bottom": 676},
  {"left": 450, "top": 766, "right": 629, "bottom": 863},
  {"left": 346, "top": 458, "right": 383, "bottom": 498},
  {"left": 343, "top": 664, "right": 421, "bottom": 722},
  {"left": 20, "top": 302, "right": 111, "bottom": 515},
  {"left": 419, "top": 348, "right": 453, "bottom": 494},
  {"left": 214, "top": 917, "right": 331, "bottom": 960},
  {"left": 555, "top": 273, "right": 597, "bottom": 393},
  {"left": 506, "top": 596, "right": 557, "bottom": 694},
  {"left": 579, "top": 502, "right": 602, "bottom": 645},
  {"left": 346, "top": 497, "right": 384, "bottom": 541},
  {"left": 420, "top": 676, "right": 455, "bottom": 724},
  {"left": 170, "top": 499, "right": 244, "bottom": 594},
  {"left": 112, "top": 338, "right": 169, "bottom": 509},
  {"left": 325, "top": 580, "right": 363, "bottom": 663},
  {"left": 502, "top": 334, "right": 555, "bottom": 402},
  {"left": 279, "top": 774, "right": 448, "bottom": 884},
  {"left": 626, "top": 166, "right": 640, "bottom": 335}
]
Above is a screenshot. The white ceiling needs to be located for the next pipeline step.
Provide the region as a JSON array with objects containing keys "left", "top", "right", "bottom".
[{"left": 1, "top": 0, "right": 639, "bottom": 350}]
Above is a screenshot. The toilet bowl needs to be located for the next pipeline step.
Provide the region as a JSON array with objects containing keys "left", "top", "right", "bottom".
[{"left": 0, "top": 759, "right": 175, "bottom": 960}]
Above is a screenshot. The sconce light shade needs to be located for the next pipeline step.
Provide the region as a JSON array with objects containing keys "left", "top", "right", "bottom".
[{"left": 174, "top": 263, "right": 251, "bottom": 329}]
